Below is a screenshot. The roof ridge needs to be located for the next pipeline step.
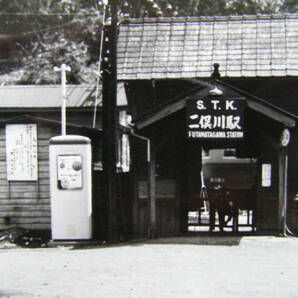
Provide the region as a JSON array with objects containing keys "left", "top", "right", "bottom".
[
  {"left": 120, "top": 13, "right": 298, "bottom": 25},
  {"left": 0, "top": 84, "right": 94, "bottom": 89}
]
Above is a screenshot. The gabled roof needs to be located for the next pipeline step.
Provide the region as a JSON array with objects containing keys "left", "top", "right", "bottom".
[
  {"left": 134, "top": 80, "right": 296, "bottom": 130},
  {"left": 117, "top": 14, "right": 298, "bottom": 80},
  {"left": 0, "top": 83, "right": 127, "bottom": 108}
]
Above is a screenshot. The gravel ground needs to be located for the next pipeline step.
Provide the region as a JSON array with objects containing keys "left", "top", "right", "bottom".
[{"left": 1, "top": 236, "right": 298, "bottom": 298}]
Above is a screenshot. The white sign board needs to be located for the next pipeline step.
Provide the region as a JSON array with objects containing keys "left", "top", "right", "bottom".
[
  {"left": 6, "top": 124, "right": 38, "bottom": 181},
  {"left": 262, "top": 164, "right": 272, "bottom": 187},
  {"left": 120, "top": 134, "right": 130, "bottom": 173}
]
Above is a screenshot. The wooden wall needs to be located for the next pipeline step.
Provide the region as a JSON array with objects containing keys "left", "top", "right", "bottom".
[
  {"left": 286, "top": 130, "right": 298, "bottom": 233},
  {"left": 0, "top": 124, "right": 60, "bottom": 231},
  {"left": 136, "top": 179, "right": 178, "bottom": 238},
  {"left": 255, "top": 143, "right": 280, "bottom": 232},
  {"left": 0, "top": 116, "right": 102, "bottom": 232}
]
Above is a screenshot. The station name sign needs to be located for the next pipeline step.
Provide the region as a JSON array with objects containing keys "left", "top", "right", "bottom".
[{"left": 187, "top": 97, "right": 245, "bottom": 139}]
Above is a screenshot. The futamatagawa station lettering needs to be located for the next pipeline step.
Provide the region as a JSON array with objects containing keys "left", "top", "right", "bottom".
[{"left": 187, "top": 98, "right": 245, "bottom": 139}]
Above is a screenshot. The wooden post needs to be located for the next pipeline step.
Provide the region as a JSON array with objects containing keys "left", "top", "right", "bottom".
[
  {"left": 148, "top": 134, "right": 157, "bottom": 238},
  {"left": 130, "top": 137, "right": 139, "bottom": 238},
  {"left": 278, "top": 146, "right": 288, "bottom": 235},
  {"left": 102, "top": 0, "right": 118, "bottom": 242}
]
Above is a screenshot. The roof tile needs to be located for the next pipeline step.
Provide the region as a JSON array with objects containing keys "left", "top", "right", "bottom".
[
  {"left": 0, "top": 84, "right": 127, "bottom": 108},
  {"left": 118, "top": 14, "right": 298, "bottom": 79}
]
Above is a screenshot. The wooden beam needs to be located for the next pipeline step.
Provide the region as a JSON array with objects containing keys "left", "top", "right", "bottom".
[
  {"left": 136, "top": 96, "right": 296, "bottom": 131},
  {"left": 136, "top": 98, "right": 186, "bottom": 130},
  {"left": 217, "top": 79, "right": 296, "bottom": 128},
  {"left": 247, "top": 100, "right": 296, "bottom": 128}
]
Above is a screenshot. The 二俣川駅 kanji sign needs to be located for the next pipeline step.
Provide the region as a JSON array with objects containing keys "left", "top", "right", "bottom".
[{"left": 186, "top": 98, "right": 245, "bottom": 139}]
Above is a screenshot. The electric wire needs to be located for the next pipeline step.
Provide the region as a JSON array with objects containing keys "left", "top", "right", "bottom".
[{"left": 92, "top": 3, "right": 107, "bottom": 128}]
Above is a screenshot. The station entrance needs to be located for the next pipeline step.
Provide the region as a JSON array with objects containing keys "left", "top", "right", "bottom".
[
  {"left": 187, "top": 148, "right": 257, "bottom": 233},
  {"left": 130, "top": 80, "right": 295, "bottom": 238}
]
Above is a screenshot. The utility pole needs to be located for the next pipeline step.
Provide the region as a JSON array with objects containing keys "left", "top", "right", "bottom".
[
  {"left": 54, "top": 64, "right": 71, "bottom": 135},
  {"left": 102, "top": 0, "right": 119, "bottom": 242}
]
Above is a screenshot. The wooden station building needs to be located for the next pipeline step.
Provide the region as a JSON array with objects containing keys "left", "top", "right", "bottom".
[
  {"left": 1, "top": 14, "right": 298, "bottom": 241},
  {"left": 116, "top": 14, "right": 298, "bottom": 237},
  {"left": 0, "top": 84, "right": 127, "bottom": 234}
]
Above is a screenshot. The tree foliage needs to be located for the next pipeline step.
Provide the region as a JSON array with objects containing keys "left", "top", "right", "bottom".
[
  {"left": 0, "top": 1, "right": 102, "bottom": 85},
  {"left": 123, "top": 0, "right": 297, "bottom": 17}
]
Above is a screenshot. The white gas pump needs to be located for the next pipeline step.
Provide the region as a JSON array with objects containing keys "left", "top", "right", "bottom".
[{"left": 49, "top": 135, "right": 92, "bottom": 240}]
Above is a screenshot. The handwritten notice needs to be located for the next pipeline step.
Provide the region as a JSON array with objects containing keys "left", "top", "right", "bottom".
[
  {"left": 262, "top": 164, "right": 272, "bottom": 187},
  {"left": 6, "top": 124, "right": 38, "bottom": 181}
]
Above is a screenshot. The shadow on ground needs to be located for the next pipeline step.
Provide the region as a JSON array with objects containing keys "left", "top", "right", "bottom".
[{"left": 1, "top": 228, "right": 255, "bottom": 248}]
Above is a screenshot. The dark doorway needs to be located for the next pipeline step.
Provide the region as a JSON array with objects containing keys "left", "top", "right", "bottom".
[{"left": 187, "top": 148, "right": 257, "bottom": 233}]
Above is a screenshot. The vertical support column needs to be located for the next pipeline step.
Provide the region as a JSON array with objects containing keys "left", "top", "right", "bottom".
[
  {"left": 130, "top": 137, "right": 139, "bottom": 238},
  {"left": 278, "top": 146, "right": 288, "bottom": 236},
  {"left": 148, "top": 134, "right": 157, "bottom": 238},
  {"left": 102, "top": 0, "right": 118, "bottom": 242},
  {"left": 60, "top": 64, "right": 68, "bottom": 136},
  {"left": 54, "top": 64, "right": 71, "bottom": 136}
]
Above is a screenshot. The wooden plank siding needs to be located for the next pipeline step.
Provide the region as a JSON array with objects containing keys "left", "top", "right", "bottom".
[
  {"left": 137, "top": 179, "right": 178, "bottom": 237},
  {"left": 0, "top": 116, "right": 103, "bottom": 232},
  {"left": 0, "top": 124, "right": 60, "bottom": 230},
  {"left": 286, "top": 130, "right": 298, "bottom": 233}
]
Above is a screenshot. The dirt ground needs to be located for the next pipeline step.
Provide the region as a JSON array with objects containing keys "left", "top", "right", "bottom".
[{"left": 1, "top": 236, "right": 298, "bottom": 298}]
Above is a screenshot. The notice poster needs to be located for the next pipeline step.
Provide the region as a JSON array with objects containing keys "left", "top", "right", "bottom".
[
  {"left": 57, "top": 155, "right": 83, "bottom": 189},
  {"left": 262, "top": 164, "right": 272, "bottom": 187},
  {"left": 187, "top": 98, "right": 245, "bottom": 139},
  {"left": 120, "top": 133, "right": 130, "bottom": 173},
  {"left": 6, "top": 124, "right": 38, "bottom": 181}
]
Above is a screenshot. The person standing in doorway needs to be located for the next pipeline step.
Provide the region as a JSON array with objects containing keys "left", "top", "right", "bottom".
[{"left": 209, "top": 184, "right": 227, "bottom": 232}]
